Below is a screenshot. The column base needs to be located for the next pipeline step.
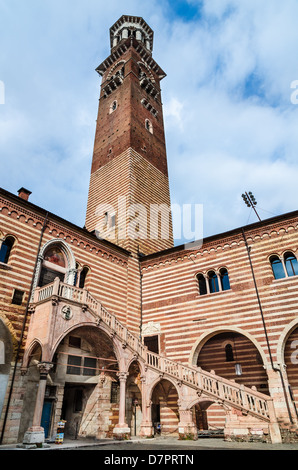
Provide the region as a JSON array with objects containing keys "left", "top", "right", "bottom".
[
  {"left": 22, "top": 427, "right": 45, "bottom": 447},
  {"left": 113, "top": 424, "right": 131, "bottom": 440},
  {"left": 140, "top": 422, "right": 154, "bottom": 438},
  {"left": 178, "top": 423, "right": 198, "bottom": 440}
]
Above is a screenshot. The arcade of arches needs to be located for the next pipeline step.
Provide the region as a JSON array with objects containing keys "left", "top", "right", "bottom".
[{"left": 3, "top": 321, "right": 298, "bottom": 440}]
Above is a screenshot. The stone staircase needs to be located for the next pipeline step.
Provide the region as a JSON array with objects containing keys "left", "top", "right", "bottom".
[{"left": 35, "top": 280, "right": 277, "bottom": 426}]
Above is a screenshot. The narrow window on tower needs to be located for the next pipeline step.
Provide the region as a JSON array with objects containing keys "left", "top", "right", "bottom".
[{"left": 145, "top": 118, "right": 153, "bottom": 134}]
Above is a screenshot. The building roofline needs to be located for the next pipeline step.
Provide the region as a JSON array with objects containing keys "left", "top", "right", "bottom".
[
  {"left": 0, "top": 187, "right": 131, "bottom": 257},
  {"left": 140, "top": 208, "right": 298, "bottom": 262}
]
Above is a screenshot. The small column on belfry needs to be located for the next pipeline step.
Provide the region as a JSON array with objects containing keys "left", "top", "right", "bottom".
[{"left": 22, "top": 362, "right": 53, "bottom": 447}]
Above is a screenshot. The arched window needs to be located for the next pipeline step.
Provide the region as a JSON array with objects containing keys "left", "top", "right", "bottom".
[
  {"left": 79, "top": 267, "right": 89, "bottom": 289},
  {"left": 109, "top": 100, "right": 117, "bottom": 113},
  {"left": 0, "top": 236, "right": 15, "bottom": 264},
  {"left": 284, "top": 252, "right": 298, "bottom": 277},
  {"left": 219, "top": 268, "right": 230, "bottom": 291},
  {"left": 145, "top": 119, "right": 153, "bottom": 134},
  {"left": 225, "top": 343, "right": 234, "bottom": 362},
  {"left": 270, "top": 255, "right": 285, "bottom": 279},
  {"left": 208, "top": 271, "right": 219, "bottom": 293},
  {"left": 38, "top": 246, "right": 67, "bottom": 287},
  {"left": 197, "top": 274, "right": 207, "bottom": 295}
]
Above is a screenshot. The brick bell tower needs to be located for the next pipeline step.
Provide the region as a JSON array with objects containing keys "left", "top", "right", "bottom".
[{"left": 85, "top": 15, "right": 174, "bottom": 255}]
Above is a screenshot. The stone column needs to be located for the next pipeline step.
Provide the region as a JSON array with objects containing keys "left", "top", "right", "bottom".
[
  {"left": 178, "top": 408, "right": 198, "bottom": 440},
  {"left": 113, "top": 372, "right": 130, "bottom": 439},
  {"left": 139, "top": 376, "right": 153, "bottom": 437},
  {"left": 266, "top": 365, "right": 297, "bottom": 425},
  {"left": 22, "top": 362, "right": 53, "bottom": 447}
]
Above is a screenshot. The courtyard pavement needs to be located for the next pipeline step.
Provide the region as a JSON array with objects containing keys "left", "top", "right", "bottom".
[{"left": 1, "top": 435, "right": 298, "bottom": 451}]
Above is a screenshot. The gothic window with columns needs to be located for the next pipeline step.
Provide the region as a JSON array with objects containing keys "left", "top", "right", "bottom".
[
  {"left": 270, "top": 252, "right": 298, "bottom": 279},
  {"left": 197, "top": 268, "right": 230, "bottom": 295},
  {"left": 38, "top": 245, "right": 67, "bottom": 287}
]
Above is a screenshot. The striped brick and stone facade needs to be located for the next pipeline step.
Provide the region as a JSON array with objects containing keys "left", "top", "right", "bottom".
[{"left": 0, "top": 15, "right": 297, "bottom": 447}]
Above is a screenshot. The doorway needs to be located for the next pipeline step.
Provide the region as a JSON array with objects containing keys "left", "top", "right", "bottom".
[{"left": 61, "top": 383, "right": 95, "bottom": 439}]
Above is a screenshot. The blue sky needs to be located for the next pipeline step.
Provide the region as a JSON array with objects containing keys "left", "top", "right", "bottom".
[{"left": 1, "top": 0, "right": 298, "bottom": 245}]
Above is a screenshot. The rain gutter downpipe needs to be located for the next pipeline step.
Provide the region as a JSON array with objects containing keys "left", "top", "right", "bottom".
[{"left": 241, "top": 227, "right": 293, "bottom": 424}]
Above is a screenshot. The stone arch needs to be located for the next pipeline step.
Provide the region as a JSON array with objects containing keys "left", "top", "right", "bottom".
[
  {"left": 49, "top": 321, "right": 124, "bottom": 368},
  {"left": 138, "top": 61, "right": 155, "bottom": 83},
  {"left": 189, "top": 326, "right": 269, "bottom": 370},
  {"left": 149, "top": 378, "right": 180, "bottom": 436},
  {"left": 187, "top": 396, "right": 228, "bottom": 433},
  {"left": 22, "top": 339, "right": 43, "bottom": 369},
  {"left": 276, "top": 318, "right": 298, "bottom": 366},
  {"left": 106, "top": 60, "right": 125, "bottom": 81},
  {"left": 126, "top": 360, "right": 143, "bottom": 436},
  {"left": 47, "top": 323, "right": 121, "bottom": 440},
  {"left": 126, "top": 355, "right": 146, "bottom": 377},
  {"left": 277, "top": 319, "right": 298, "bottom": 413},
  {"left": 147, "top": 375, "right": 181, "bottom": 404},
  {"left": 190, "top": 327, "right": 270, "bottom": 395},
  {"left": 31, "top": 238, "right": 76, "bottom": 299}
]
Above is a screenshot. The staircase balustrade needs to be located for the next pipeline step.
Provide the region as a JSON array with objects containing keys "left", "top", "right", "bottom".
[{"left": 33, "top": 280, "right": 272, "bottom": 421}]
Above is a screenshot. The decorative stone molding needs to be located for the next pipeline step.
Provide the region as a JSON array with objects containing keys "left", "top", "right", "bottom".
[
  {"left": 61, "top": 305, "right": 73, "bottom": 320},
  {"left": 142, "top": 321, "right": 161, "bottom": 336}
]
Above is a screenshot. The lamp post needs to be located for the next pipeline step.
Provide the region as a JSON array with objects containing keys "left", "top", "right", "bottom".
[{"left": 241, "top": 191, "right": 261, "bottom": 222}]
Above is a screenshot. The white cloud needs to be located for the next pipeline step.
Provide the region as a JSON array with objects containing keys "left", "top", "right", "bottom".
[{"left": 1, "top": 1, "right": 298, "bottom": 243}]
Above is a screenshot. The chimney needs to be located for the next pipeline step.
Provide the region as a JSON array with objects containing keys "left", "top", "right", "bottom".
[{"left": 17, "top": 187, "right": 32, "bottom": 201}]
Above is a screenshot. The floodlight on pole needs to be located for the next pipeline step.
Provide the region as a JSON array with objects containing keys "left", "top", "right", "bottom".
[{"left": 241, "top": 192, "right": 261, "bottom": 222}]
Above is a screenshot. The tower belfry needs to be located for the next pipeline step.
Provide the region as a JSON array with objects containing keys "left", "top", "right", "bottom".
[{"left": 85, "top": 15, "right": 173, "bottom": 255}]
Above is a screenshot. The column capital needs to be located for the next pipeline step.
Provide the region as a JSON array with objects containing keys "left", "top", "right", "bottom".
[
  {"left": 117, "top": 371, "right": 129, "bottom": 382},
  {"left": 37, "top": 361, "right": 53, "bottom": 379}
]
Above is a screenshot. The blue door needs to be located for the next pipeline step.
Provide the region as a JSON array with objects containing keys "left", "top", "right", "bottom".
[{"left": 41, "top": 400, "right": 53, "bottom": 438}]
